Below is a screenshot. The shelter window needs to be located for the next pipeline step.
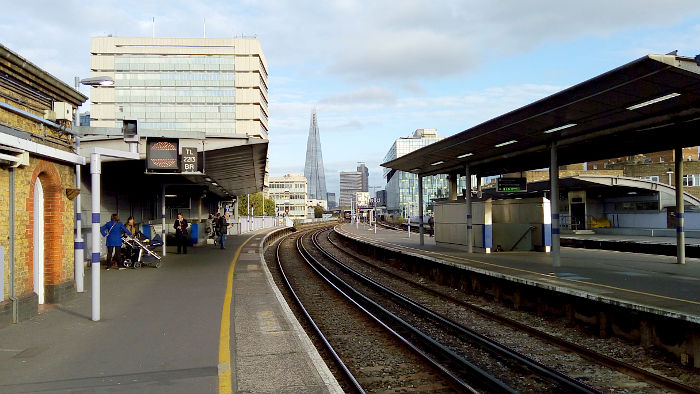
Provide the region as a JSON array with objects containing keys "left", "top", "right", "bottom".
[{"left": 683, "top": 174, "right": 700, "bottom": 186}]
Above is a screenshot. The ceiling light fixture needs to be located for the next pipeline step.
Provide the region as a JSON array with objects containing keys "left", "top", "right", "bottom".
[
  {"left": 494, "top": 140, "right": 517, "bottom": 148},
  {"left": 627, "top": 93, "right": 680, "bottom": 110},
  {"left": 543, "top": 123, "right": 577, "bottom": 134},
  {"left": 211, "top": 182, "right": 218, "bottom": 186},
  {"left": 457, "top": 152, "right": 473, "bottom": 158},
  {"left": 431, "top": 161, "right": 444, "bottom": 166}
]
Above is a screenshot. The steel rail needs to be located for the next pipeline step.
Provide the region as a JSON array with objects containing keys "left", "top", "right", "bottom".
[
  {"left": 298, "top": 229, "right": 499, "bottom": 393},
  {"left": 326, "top": 229, "right": 700, "bottom": 394},
  {"left": 314, "top": 230, "right": 600, "bottom": 394},
  {"left": 274, "top": 232, "right": 365, "bottom": 394}
]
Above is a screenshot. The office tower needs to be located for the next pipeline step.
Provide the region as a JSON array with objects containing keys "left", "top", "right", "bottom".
[
  {"left": 304, "top": 110, "right": 328, "bottom": 200},
  {"left": 357, "top": 162, "right": 369, "bottom": 192},
  {"left": 339, "top": 170, "right": 362, "bottom": 207},
  {"left": 326, "top": 192, "right": 337, "bottom": 209}
]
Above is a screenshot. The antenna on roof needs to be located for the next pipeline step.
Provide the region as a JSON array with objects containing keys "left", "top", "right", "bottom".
[{"left": 152, "top": 17, "right": 155, "bottom": 38}]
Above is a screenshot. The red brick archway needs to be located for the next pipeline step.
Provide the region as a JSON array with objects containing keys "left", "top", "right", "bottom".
[{"left": 25, "top": 160, "right": 66, "bottom": 294}]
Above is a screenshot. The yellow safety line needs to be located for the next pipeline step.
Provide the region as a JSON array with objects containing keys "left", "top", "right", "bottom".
[
  {"left": 347, "top": 230, "right": 700, "bottom": 307},
  {"left": 218, "top": 235, "right": 255, "bottom": 394}
]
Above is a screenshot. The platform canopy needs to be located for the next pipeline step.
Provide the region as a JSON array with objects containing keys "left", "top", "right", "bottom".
[{"left": 382, "top": 54, "right": 700, "bottom": 177}]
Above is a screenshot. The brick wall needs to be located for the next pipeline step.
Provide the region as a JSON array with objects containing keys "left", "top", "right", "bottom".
[{"left": 4, "top": 157, "right": 75, "bottom": 298}]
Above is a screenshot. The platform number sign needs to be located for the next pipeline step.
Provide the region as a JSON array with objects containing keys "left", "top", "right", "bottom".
[{"left": 181, "top": 147, "right": 198, "bottom": 173}]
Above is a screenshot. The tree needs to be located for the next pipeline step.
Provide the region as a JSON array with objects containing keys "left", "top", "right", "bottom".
[
  {"left": 313, "top": 205, "right": 323, "bottom": 218},
  {"left": 237, "top": 193, "right": 275, "bottom": 217}
]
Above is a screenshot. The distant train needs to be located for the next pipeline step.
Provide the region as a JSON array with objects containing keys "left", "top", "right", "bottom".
[{"left": 343, "top": 210, "right": 352, "bottom": 220}]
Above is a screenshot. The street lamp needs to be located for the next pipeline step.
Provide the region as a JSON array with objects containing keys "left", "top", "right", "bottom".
[{"left": 71, "top": 75, "right": 114, "bottom": 294}]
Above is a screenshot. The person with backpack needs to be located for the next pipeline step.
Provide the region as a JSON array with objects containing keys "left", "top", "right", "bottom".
[{"left": 100, "top": 214, "right": 131, "bottom": 270}]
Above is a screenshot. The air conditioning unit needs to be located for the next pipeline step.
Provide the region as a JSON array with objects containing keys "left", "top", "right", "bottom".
[{"left": 52, "top": 102, "right": 73, "bottom": 121}]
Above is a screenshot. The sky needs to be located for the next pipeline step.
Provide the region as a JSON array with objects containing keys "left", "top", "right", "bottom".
[{"left": 3, "top": 1, "right": 700, "bottom": 198}]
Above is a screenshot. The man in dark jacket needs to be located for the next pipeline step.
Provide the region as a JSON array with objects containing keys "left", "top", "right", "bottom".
[
  {"left": 174, "top": 213, "right": 189, "bottom": 254},
  {"left": 100, "top": 214, "right": 131, "bottom": 270},
  {"left": 218, "top": 213, "right": 228, "bottom": 249}
]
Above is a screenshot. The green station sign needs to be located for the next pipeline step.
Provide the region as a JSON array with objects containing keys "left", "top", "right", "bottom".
[{"left": 497, "top": 177, "right": 527, "bottom": 192}]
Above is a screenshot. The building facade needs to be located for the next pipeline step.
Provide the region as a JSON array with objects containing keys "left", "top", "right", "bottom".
[
  {"left": 88, "top": 36, "right": 268, "bottom": 138},
  {"left": 0, "top": 44, "right": 87, "bottom": 326},
  {"left": 326, "top": 192, "right": 336, "bottom": 209},
  {"left": 339, "top": 170, "right": 362, "bottom": 208},
  {"left": 384, "top": 129, "right": 466, "bottom": 218},
  {"left": 303, "top": 110, "right": 327, "bottom": 201},
  {"left": 357, "top": 162, "right": 369, "bottom": 192},
  {"left": 268, "top": 174, "right": 308, "bottom": 220}
]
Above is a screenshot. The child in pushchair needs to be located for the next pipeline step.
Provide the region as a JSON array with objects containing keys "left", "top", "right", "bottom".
[{"left": 121, "top": 232, "right": 163, "bottom": 268}]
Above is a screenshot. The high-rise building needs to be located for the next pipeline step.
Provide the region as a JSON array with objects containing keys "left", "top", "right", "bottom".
[
  {"left": 339, "top": 170, "right": 363, "bottom": 207},
  {"left": 326, "top": 192, "right": 337, "bottom": 209},
  {"left": 384, "top": 129, "right": 466, "bottom": 217},
  {"left": 304, "top": 110, "right": 328, "bottom": 200},
  {"left": 357, "top": 162, "right": 369, "bottom": 192}
]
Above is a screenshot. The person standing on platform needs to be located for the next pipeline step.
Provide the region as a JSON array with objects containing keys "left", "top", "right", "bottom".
[
  {"left": 100, "top": 214, "right": 131, "bottom": 270},
  {"left": 218, "top": 213, "right": 229, "bottom": 249},
  {"left": 428, "top": 213, "right": 435, "bottom": 237},
  {"left": 174, "top": 213, "right": 189, "bottom": 254}
]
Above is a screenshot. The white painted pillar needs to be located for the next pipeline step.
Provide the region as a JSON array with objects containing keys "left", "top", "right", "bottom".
[
  {"left": 675, "top": 147, "right": 686, "bottom": 265},
  {"left": 74, "top": 144, "right": 84, "bottom": 293},
  {"left": 418, "top": 174, "right": 424, "bottom": 246},
  {"left": 90, "top": 153, "right": 101, "bottom": 321},
  {"left": 550, "top": 142, "right": 561, "bottom": 268},
  {"left": 465, "top": 164, "right": 473, "bottom": 253}
]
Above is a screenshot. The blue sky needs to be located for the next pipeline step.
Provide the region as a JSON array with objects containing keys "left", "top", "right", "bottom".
[{"left": 3, "top": 1, "right": 700, "bottom": 197}]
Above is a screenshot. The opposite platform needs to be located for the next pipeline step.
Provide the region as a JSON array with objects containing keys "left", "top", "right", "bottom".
[{"left": 338, "top": 223, "right": 700, "bottom": 323}]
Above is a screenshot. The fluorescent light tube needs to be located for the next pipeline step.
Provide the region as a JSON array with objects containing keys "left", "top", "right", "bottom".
[
  {"left": 494, "top": 140, "right": 517, "bottom": 148},
  {"left": 431, "top": 161, "right": 444, "bottom": 166},
  {"left": 544, "top": 123, "right": 577, "bottom": 134},
  {"left": 627, "top": 93, "right": 680, "bottom": 110},
  {"left": 457, "top": 152, "right": 473, "bottom": 158}
]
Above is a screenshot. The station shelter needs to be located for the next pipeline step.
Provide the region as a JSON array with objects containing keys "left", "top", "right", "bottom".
[{"left": 383, "top": 53, "right": 700, "bottom": 266}]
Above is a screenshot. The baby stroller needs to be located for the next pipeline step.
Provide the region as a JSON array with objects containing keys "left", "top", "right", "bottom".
[{"left": 121, "top": 233, "right": 163, "bottom": 268}]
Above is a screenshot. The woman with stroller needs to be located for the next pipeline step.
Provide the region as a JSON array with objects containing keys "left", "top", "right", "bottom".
[
  {"left": 174, "top": 213, "right": 189, "bottom": 254},
  {"left": 100, "top": 214, "right": 131, "bottom": 270}
]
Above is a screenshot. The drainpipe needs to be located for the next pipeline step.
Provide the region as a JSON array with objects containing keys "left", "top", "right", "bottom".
[
  {"left": 9, "top": 167, "right": 18, "bottom": 323},
  {"left": 73, "top": 94, "right": 84, "bottom": 293}
]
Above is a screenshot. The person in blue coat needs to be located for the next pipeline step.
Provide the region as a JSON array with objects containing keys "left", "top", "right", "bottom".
[{"left": 100, "top": 214, "right": 131, "bottom": 270}]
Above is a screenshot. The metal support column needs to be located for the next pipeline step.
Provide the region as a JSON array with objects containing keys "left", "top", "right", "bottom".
[
  {"left": 418, "top": 174, "right": 424, "bottom": 246},
  {"left": 550, "top": 142, "right": 561, "bottom": 268},
  {"left": 90, "top": 153, "right": 101, "bottom": 321},
  {"left": 465, "top": 164, "right": 473, "bottom": 253},
  {"left": 161, "top": 185, "right": 167, "bottom": 257},
  {"left": 675, "top": 147, "right": 686, "bottom": 265}
]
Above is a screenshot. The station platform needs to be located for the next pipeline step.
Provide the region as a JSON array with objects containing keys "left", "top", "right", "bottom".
[
  {"left": 338, "top": 223, "right": 700, "bottom": 323},
  {"left": 0, "top": 227, "right": 340, "bottom": 393}
]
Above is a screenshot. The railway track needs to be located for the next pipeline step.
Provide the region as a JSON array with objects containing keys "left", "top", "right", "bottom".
[
  {"left": 322, "top": 227, "right": 700, "bottom": 393},
  {"left": 301, "top": 227, "right": 600, "bottom": 393},
  {"left": 274, "top": 227, "right": 464, "bottom": 392}
]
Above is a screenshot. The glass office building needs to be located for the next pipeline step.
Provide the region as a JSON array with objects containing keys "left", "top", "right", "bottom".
[
  {"left": 384, "top": 129, "right": 466, "bottom": 218},
  {"left": 89, "top": 37, "right": 268, "bottom": 138}
]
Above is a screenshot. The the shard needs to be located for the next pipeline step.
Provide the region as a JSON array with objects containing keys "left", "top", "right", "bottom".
[{"left": 304, "top": 110, "right": 328, "bottom": 201}]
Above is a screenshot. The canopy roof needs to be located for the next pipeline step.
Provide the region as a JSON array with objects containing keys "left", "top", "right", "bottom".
[{"left": 382, "top": 54, "right": 700, "bottom": 177}]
